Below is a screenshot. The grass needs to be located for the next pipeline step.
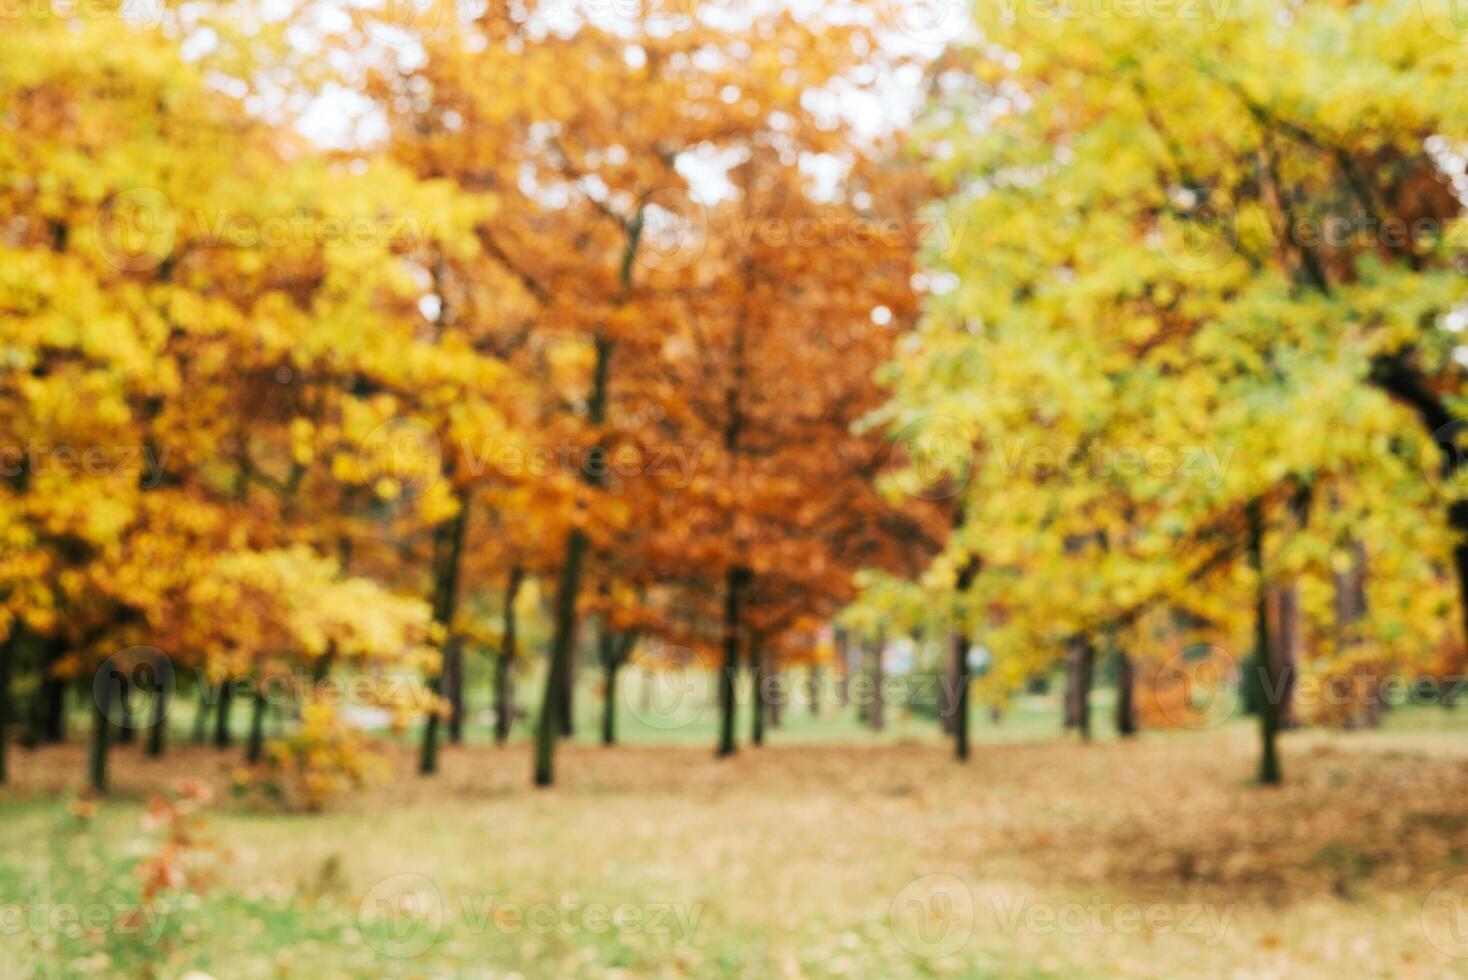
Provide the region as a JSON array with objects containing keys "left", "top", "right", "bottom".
[{"left": 4, "top": 686, "right": 1468, "bottom": 978}]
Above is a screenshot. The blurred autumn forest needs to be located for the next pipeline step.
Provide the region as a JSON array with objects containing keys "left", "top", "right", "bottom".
[
  {"left": 4, "top": 1, "right": 1468, "bottom": 971},
  {"left": 8, "top": 0, "right": 1468, "bottom": 974},
  {"left": 4, "top": 0, "right": 1468, "bottom": 794}
]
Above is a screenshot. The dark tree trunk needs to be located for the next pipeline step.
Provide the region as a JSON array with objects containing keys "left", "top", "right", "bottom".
[
  {"left": 599, "top": 616, "right": 627, "bottom": 748},
  {"left": 559, "top": 624, "right": 576, "bottom": 740},
  {"left": 1065, "top": 639, "right": 1095, "bottom": 741},
  {"left": 536, "top": 526, "right": 588, "bottom": 785},
  {"left": 445, "top": 635, "right": 465, "bottom": 745},
  {"left": 193, "top": 682, "right": 213, "bottom": 744},
  {"left": 1269, "top": 584, "right": 1301, "bottom": 728},
  {"left": 421, "top": 489, "right": 470, "bottom": 775},
  {"left": 750, "top": 639, "right": 765, "bottom": 747},
  {"left": 1114, "top": 648, "right": 1137, "bottom": 737},
  {"left": 1249, "top": 499, "right": 1283, "bottom": 785},
  {"left": 146, "top": 668, "right": 168, "bottom": 759},
  {"left": 214, "top": 678, "right": 234, "bottom": 748},
  {"left": 1369, "top": 359, "right": 1468, "bottom": 664},
  {"left": 952, "top": 632, "right": 971, "bottom": 760},
  {"left": 601, "top": 660, "right": 619, "bottom": 747},
  {"left": 0, "top": 629, "right": 14, "bottom": 784},
  {"left": 116, "top": 678, "right": 136, "bottom": 744},
  {"left": 869, "top": 630, "right": 885, "bottom": 731},
  {"left": 90, "top": 669, "right": 116, "bottom": 793},
  {"left": 808, "top": 664, "right": 821, "bottom": 717},
  {"left": 940, "top": 637, "right": 958, "bottom": 736},
  {"left": 29, "top": 639, "right": 66, "bottom": 746},
  {"left": 835, "top": 628, "right": 850, "bottom": 707},
  {"left": 768, "top": 666, "right": 783, "bottom": 729},
  {"left": 495, "top": 567, "right": 523, "bottom": 746},
  {"left": 246, "top": 686, "right": 267, "bottom": 764},
  {"left": 717, "top": 567, "right": 746, "bottom": 758}
]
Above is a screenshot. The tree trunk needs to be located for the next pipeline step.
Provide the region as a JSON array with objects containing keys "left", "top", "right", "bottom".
[
  {"left": 116, "top": 677, "right": 136, "bottom": 744},
  {"left": 1268, "top": 583, "right": 1301, "bottom": 728},
  {"left": 598, "top": 615, "right": 622, "bottom": 747},
  {"left": 535, "top": 526, "right": 588, "bottom": 786},
  {"left": 601, "top": 660, "right": 619, "bottom": 747},
  {"left": 768, "top": 667, "right": 783, "bottom": 729},
  {"left": 952, "top": 631, "right": 971, "bottom": 761},
  {"left": 146, "top": 665, "right": 168, "bottom": 759},
  {"left": 808, "top": 664, "right": 821, "bottom": 717},
  {"left": 246, "top": 686, "right": 267, "bottom": 764},
  {"left": 193, "top": 682, "right": 213, "bottom": 744},
  {"left": 0, "top": 630, "right": 14, "bottom": 785},
  {"left": 495, "top": 567, "right": 523, "bottom": 746},
  {"left": 1114, "top": 648, "right": 1137, "bottom": 737},
  {"left": 1065, "top": 639, "right": 1095, "bottom": 741},
  {"left": 214, "top": 679, "right": 234, "bottom": 748},
  {"left": 750, "top": 638, "right": 765, "bottom": 747},
  {"left": 26, "top": 639, "right": 67, "bottom": 748},
  {"left": 940, "top": 636, "right": 958, "bottom": 736},
  {"left": 835, "top": 628, "right": 850, "bottom": 707},
  {"left": 716, "top": 567, "right": 746, "bottom": 758},
  {"left": 1249, "top": 499, "right": 1283, "bottom": 785},
  {"left": 90, "top": 670, "right": 115, "bottom": 793},
  {"left": 869, "top": 630, "right": 885, "bottom": 731},
  {"left": 421, "top": 490, "right": 470, "bottom": 775},
  {"left": 1368, "top": 361, "right": 1468, "bottom": 667},
  {"left": 445, "top": 634, "right": 465, "bottom": 745},
  {"left": 560, "top": 623, "right": 577, "bottom": 740}
]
